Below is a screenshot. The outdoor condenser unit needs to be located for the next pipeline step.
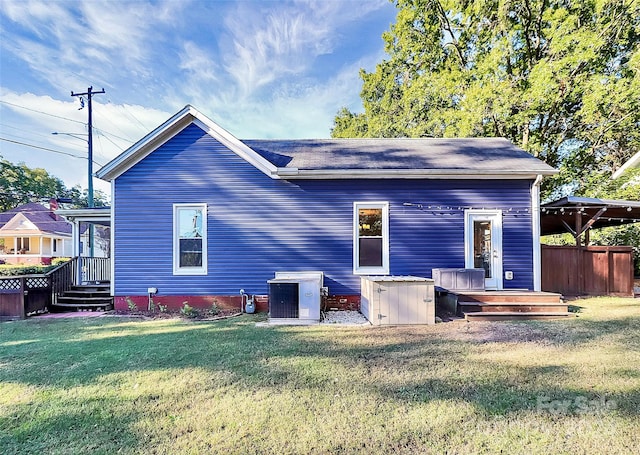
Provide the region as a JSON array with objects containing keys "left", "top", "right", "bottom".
[{"left": 267, "top": 271, "right": 323, "bottom": 322}]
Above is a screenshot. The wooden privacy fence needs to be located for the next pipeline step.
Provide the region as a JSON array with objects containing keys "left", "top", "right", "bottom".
[
  {"left": 542, "top": 245, "right": 634, "bottom": 297},
  {"left": 0, "top": 276, "right": 51, "bottom": 320},
  {"left": 0, "top": 257, "right": 103, "bottom": 320}
]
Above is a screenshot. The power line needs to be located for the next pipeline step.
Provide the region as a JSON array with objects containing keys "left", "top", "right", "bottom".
[
  {"left": 1, "top": 100, "right": 137, "bottom": 144},
  {"left": 0, "top": 137, "right": 104, "bottom": 165},
  {"left": 0, "top": 99, "right": 85, "bottom": 125}
]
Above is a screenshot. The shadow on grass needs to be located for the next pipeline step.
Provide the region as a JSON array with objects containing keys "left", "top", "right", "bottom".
[{"left": 0, "top": 311, "right": 638, "bottom": 453}]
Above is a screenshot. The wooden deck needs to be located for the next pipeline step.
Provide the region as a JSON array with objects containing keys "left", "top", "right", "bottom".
[{"left": 454, "top": 290, "right": 572, "bottom": 321}]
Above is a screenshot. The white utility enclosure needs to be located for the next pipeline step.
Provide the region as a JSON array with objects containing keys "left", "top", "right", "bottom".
[
  {"left": 361, "top": 276, "right": 435, "bottom": 325},
  {"left": 267, "top": 271, "right": 323, "bottom": 323}
]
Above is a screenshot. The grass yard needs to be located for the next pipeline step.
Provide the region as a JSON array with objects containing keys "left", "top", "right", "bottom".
[{"left": 1, "top": 298, "right": 639, "bottom": 454}]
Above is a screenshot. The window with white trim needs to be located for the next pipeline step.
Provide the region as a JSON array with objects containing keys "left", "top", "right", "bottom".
[
  {"left": 173, "top": 204, "right": 207, "bottom": 275},
  {"left": 353, "top": 202, "right": 389, "bottom": 274}
]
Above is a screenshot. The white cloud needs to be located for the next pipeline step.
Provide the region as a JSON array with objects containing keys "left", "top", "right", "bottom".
[
  {"left": 1, "top": 0, "right": 397, "bottom": 194},
  {"left": 0, "top": 90, "right": 170, "bottom": 194},
  {"left": 221, "top": 0, "right": 388, "bottom": 98}
]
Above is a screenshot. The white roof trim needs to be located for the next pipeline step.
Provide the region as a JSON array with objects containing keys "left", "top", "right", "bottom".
[
  {"left": 56, "top": 208, "right": 112, "bottom": 223},
  {"left": 275, "top": 168, "right": 557, "bottom": 179},
  {"left": 96, "top": 105, "right": 278, "bottom": 181},
  {"left": 612, "top": 150, "right": 640, "bottom": 179}
]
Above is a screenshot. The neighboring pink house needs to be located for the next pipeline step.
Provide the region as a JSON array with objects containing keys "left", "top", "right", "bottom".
[{"left": 0, "top": 201, "right": 73, "bottom": 265}]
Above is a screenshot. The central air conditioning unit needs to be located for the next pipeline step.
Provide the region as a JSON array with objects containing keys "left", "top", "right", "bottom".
[{"left": 267, "top": 271, "right": 323, "bottom": 323}]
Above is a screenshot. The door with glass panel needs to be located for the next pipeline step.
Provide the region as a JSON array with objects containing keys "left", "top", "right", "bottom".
[{"left": 465, "top": 210, "right": 503, "bottom": 290}]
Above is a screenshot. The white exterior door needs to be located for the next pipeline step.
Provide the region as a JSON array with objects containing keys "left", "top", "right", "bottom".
[{"left": 465, "top": 210, "right": 503, "bottom": 290}]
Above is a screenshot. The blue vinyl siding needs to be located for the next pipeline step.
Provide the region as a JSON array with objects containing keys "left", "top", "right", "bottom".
[{"left": 113, "top": 124, "right": 535, "bottom": 296}]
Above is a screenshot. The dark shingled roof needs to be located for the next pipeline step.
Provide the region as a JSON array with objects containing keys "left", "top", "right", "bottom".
[
  {"left": 0, "top": 202, "right": 72, "bottom": 235},
  {"left": 242, "top": 138, "right": 555, "bottom": 174}
]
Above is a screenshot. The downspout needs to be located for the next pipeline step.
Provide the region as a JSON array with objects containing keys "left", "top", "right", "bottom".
[{"left": 532, "top": 175, "right": 543, "bottom": 292}]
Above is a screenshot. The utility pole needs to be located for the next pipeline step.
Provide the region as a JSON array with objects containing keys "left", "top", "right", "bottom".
[{"left": 71, "top": 86, "right": 105, "bottom": 258}]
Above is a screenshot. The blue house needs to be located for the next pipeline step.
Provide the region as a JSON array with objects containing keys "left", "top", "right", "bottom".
[{"left": 96, "top": 105, "right": 556, "bottom": 311}]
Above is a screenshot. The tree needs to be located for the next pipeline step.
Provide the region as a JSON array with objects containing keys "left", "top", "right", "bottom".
[
  {"left": 0, "top": 156, "right": 68, "bottom": 211},
  {"left": 332, "top": 0, "right": 640, "bottom": 198},
  {"left": 0, "top": 156, "right": 109, "bottom": 211}
]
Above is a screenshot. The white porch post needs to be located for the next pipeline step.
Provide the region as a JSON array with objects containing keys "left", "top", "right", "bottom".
[
  {"left": 39, "top": 236, "right": 44, "bottom": 257},
  {"left": 72, "top": 220, "right": 82, "bottom": 284}
]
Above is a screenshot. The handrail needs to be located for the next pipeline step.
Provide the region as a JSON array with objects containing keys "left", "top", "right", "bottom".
[{"left": 46, "top": 257, "right": 78, "bottom": 306}]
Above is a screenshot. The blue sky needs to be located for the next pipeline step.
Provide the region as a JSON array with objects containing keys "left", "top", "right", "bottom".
[{"left": 0, "top": 0, "right": 396, "bottom": 194}]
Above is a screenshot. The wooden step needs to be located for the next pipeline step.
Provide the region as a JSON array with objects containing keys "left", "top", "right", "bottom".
[
  {"left": 62, "top": 291, "right": 111, "bottom": 299},
  {"left": 57, "top": 296, "right": 113, "bottom": 303},
  {"left": 465, "top": 311, "right": 573, "bottom": 321},
  {"left": 456, "top": 291, "right": 562, "bottom": 305},
  {"left": 50, "top": 302, "right": 113, "bottom": 311},
  {"left": 459, "top": 301, "right": 568, "bottom": 313}
]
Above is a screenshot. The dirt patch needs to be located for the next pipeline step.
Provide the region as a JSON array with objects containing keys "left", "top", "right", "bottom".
[{"left": 441, "top": 320, "right": 575, "bottom": 345}]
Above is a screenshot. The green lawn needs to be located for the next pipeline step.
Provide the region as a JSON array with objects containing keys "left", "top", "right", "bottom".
[{"left": 1, "top": 298, "right": 639, "bottom": 454}]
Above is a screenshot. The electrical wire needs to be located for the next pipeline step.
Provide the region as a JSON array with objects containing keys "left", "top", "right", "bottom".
[
  {"left": 0, "top": 137, "right": 104, "bottom": 166},
  {"left": 0, "top": 100, "right": 85, "bottom": 125}
]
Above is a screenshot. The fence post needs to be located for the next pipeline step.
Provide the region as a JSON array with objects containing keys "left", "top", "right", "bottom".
[{"left": 19, "top": 277, "right": 26, "bottom": 320}]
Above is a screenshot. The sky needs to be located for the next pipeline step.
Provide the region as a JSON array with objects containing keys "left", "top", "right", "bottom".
[{"left": 0, "top": 0, "right": 397, "bottom": 195}]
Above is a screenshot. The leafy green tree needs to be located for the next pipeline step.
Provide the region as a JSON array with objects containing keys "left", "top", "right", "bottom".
[
  {"left": 66, "top": 185, "right": 110, "bottom": 208},
  {"left": 0, "top": 156, "right": 68, "bottom": 211},
  {"left": 0, "top": 156, "right": 109, "bottom": 211},
  {"left": 332, "top": 0, "right": 640, "bottom": 198}
]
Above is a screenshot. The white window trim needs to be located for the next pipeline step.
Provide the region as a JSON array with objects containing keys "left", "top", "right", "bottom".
[
  {"left": 353, "top": 201, "right": 390, "bottom": 275},
  {"left": 173, "top": 203, "right": 208, "bottom": 276}
]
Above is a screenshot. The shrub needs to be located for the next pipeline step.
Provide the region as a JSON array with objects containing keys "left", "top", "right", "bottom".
[
  {"left": 0, "top": 264, "right": 57, "bottom": 276},
  {"left": 180, "top": 302, "right": 199, "bottom": 318},
  {"left": 51, "top": 257, "right": 71, "bottom": 266},
  {"left": 125, "top": 297, "right": 138, "bottom": 312}
]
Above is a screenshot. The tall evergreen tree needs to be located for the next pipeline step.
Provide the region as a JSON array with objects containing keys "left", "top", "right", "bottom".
[{"left": 332, "top": 0, "right": 640, "bottom": 197}]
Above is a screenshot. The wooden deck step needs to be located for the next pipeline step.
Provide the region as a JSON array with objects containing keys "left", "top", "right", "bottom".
[
  {"left": 54, "top": 303, "right": 110, "bottom": 309},
  {"left": 51, "top": 284, "right": 113, "bottom": 312},
  {"left": 456, "top": 291, "right": 562, "bottom": 304},
  {"left": 451, "top": 290, "right": 569, "bottom": 320},
  {"left": 465, "top": 311, "right": 574, "bottom": 321},
  {"left": 459, "top": 301, "right": 568, "bottom": 313}
]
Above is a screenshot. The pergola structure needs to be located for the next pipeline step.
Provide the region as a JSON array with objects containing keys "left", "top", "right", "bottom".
[{"left": 541, "top": 196, "right": 640, "bottom": 245}]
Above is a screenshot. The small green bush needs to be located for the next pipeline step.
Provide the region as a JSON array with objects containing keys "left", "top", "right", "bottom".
[
  {"left": 125, "top": 297, "right": 138, "bottom": 312},
  {"left": 180, "top": 302, "right": 199, "bottom": 318}
]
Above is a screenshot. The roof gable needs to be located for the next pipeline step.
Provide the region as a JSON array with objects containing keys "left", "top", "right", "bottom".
[
  {"left": 96, "top": 105, "right": 278, "bottom": 181},
  {"left": 0, "top": 202, "right": 72, "bottom": 236},
  {"left": 97, "top": 105, "right": 557, "bottom": 182},
  {"left": 0, "top": 213, "right": 38, "bottom": 233}
]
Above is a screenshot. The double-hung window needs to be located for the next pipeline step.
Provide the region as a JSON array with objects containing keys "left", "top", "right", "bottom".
[
  {"left": 173, "top": 204, "right": 207, "bottom": 275},
  {"left": 353, "top": 202, "right": 389, "bottom": 274}
]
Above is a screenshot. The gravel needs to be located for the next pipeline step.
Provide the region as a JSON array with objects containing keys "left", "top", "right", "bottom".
[{"left": 321, "top": 310, "right": 370, "bottom": 326}]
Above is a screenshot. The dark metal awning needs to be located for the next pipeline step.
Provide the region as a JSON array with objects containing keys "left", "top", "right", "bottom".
[{"left": 541, "top": 196, "right": 640, "bottom": 238}]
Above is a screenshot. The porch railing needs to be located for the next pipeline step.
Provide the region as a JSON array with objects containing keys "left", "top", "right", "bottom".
[
  {"left": 81, "top": 257, "right": 110, "bottom": 283},
  {"left": 0, "top": 256, "right": 111, "bottom": 320},
  {"left": 47, "top": 257, "right": 78, "bottom": 306}
]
